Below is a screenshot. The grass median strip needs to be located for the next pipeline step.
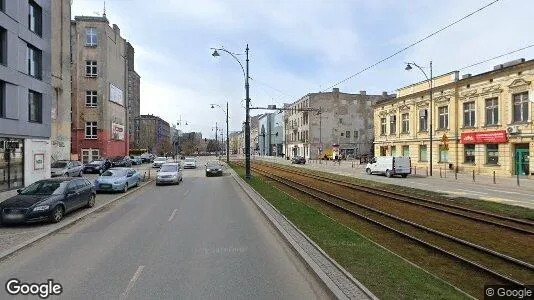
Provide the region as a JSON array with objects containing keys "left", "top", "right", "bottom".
[{"left": 230, "top": 163, "right": 467, "bottom": 300}]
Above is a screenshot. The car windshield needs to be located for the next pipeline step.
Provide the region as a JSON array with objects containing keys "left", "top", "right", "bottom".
[
  {"left": 101, "top": 169, "right": 127, "bottom": 177},
  {"left": 185, "top": 158, "right": 195, "bottom": 162},
  {"left": 155, "top": 157, "right": 166, "bottom": 161},
  {"left": 160, "top": 165, "right": 178, "bottom": 172},
  {"left": 88, "top": 160, "right": 103, "bottom": 165},
  {"left": 51, "top": 161, "right": 68, "bottom": 168},
  {"left": 20, "top": 180, "right": 68, "bottom": 195},
  {"left": 207, "top": 162, "right": 221, "bottom": 168}
]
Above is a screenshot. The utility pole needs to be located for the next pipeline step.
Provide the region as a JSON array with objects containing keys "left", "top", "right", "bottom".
[{"left": 226, "top": 101, "right": 229, "bottom": 163}]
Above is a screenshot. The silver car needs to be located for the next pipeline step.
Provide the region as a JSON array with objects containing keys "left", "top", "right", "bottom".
[
  {"left": 183, "top": 157, "right": 197, "bottom": 169},
  {"left": 51, "top": 160, "right": 84, "bottom": 177},
  {"left": 152, "top": 157, "right": 168, "bottom": 168},
  {"left": 156, "top": 163, "right": 183, "bottom": 185}
]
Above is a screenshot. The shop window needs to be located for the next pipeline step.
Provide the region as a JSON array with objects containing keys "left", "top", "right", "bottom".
[
  {"left": 391, "top": 146, "right": 396, "bottom": 156},
  {"left": 0, "top": 138, "right": 24, "bottom": 191},
  {"left": 486, "top": 144, "right": 499, "bottom": 165},
  {"left": 464, "top": 144, "right": 475, "bottom": 164},
  {"left": 419, "top": 145, "right": 427, "bottom": 162},
  {"left": 439, "top": 146, "right": 449, "bottom": 162},
  {"left": 402, "top": 145, "right": 410, "bottom": 157}
]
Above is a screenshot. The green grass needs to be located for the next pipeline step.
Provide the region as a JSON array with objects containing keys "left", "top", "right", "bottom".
[{"left": 230, "top": 163, "right": 469, "bottom": 300}]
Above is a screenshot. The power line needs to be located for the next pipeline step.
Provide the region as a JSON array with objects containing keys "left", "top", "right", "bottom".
[
  {"left": 321, "top": 0, "right": 501, "bottom": 92},
  {"left": 458, "top": 43, "right": 534, "bottom": 71}
]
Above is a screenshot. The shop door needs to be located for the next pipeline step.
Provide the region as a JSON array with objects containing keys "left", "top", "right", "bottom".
[{"left": 515, "top": 149, "right": 530, "bottom": 176}]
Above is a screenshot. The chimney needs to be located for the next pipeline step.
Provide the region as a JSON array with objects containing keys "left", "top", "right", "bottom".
[
  {"left": 360, "top": 90, "right": 366, "bottom": 95},
  {"left": 382, "top": 91, "right": 388, "bottom": 97},
  {"left": 332, "top": 88, "right": 339, "bottom": 93},
  {"left": 461, "top": 74, "right": 472, "bottom": 79}
]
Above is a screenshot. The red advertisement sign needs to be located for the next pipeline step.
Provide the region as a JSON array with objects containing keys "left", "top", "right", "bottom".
[{"left": 460, "top": 130, "right": 508, "bottom": 144}]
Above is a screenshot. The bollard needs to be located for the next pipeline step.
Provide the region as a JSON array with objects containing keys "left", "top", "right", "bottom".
[
  {"left": 444, "top": 165, "right": 447, "bottom": 178},
  {"left": 426, "top": 166, "right": 429, "bottom": 177},
  {"left": 472, "top": 170, "right": 475, "bottom": 182},
  {"left": 352, "top": 161, "right": 354, "bottom": 168},
  {"left": 493, "top": 171, "right": 496, "bottom": 184},
  {"left": 517, "top": 171, "right": 520, "bottom": 187},
  {"left": 414, "top": 166, "right": 417, "bottom": 175},
  {"left": 455, "top": 170, "right": 457, "bottom": 180},
  {"left": 439, "top": 167, "right": 442, "bottom": 178},
  {"left": 148, "top": 169, "right": 151, "bottom": 179}
]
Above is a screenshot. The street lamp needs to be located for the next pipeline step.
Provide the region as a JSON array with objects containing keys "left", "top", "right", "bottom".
[
  {"left": 211, "top": 45, "right": 251, "bottom": 179},
  {"left": 211, "top": 102, "right": 230, "bottom": 163},
  {"left": 406, "top": 61, "right": 433, "bottom": 176},
  {"left": 176, "top": 118, "right": 189, "bottom": 157}
]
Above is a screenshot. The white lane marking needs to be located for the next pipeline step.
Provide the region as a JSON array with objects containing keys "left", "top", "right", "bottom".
[
  {"left": 184, "top": 189, "right": 190, "bottom": 197},
  {"left": 120, "top": 265, "right": 144, "bottom": 300},
  {"left": 168, "top": 209, "right": 178, "bottom": 222},
  {"left": 484, "top": 188, "right": 531, "bottom": 196}
]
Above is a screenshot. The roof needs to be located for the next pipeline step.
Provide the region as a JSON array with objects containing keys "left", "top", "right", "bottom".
[{"left": 41, "top": 177, "right": 77, "bottom": 183}]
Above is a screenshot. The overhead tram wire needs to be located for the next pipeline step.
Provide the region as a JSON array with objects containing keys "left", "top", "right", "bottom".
[
  {"left": 458, "top": 43, "right": 534, "bottom": 71},
  {"left": 320, "top": 0, "right": 502, "bottom": 92}
]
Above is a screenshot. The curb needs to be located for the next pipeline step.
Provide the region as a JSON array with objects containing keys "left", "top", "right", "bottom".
[
  {"left": 0, "top": 179, "right": 155, "bottom": 262},
  {"left": 227, "top": 165, "right": 377, "bottom": 300}
]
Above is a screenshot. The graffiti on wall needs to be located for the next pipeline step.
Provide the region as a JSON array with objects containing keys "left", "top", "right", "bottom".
[{"left": 51, "top": 135, "right": 69, "bottom": 148}]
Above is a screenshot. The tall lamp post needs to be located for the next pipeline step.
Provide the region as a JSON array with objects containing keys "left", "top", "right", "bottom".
[
  {"left": 176, "top": 118, "right": 188, "bottom": 157},
  {"left": 211, "top": 45, "right": 251, "bottom": 179},
  {"left": 405, "top": 61, "right": 433, "bottom": 176},
  {"left": 211, "top": 102, "right": 230, "bottom": 163}
]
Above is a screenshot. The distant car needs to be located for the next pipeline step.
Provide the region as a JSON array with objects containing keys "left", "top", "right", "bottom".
[
  {"left": 51, "top": 160, "right": 84, "bottom": 177},
  {"left": 140, "top": 153, "right": 152, "bottom": 163},
  {"left": 83, "top": 160, "right": 107, "bottom": 174},
  {"left": 110, "top": 156, "right": 132, "bottom": 167},
  {"left": 129, "top": 156, "right": 142, "bottom": 165},
  {"left": 0, "top": 178, "right": 96, "bottom": 225},
  {"left": 183, "top": 157, "right": 197, "bottom": 169},
  {"left": 156, "top": 163, "right": 183, "bottom": 185},
  {"left": 94, "top": 168, "right": 141, "bottom": 193},
  {"left": 365, "top": 156, "right": 411, "bottom": 178},
  {"left": 152, "top": 157, "right": 168, "bottom": 168},
  {"left": 205, "top": 161, "right": 223, "bottom": 177},
  {"left": 291, "top": 156, "right": 306, "bottom": 164}
]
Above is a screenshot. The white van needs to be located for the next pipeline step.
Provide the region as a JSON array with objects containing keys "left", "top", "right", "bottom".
[{"left": 365, "top": 156, "right": 411, "bottom": 178}]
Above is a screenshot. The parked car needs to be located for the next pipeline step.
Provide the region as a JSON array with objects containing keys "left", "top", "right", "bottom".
[
  {"left": 94, "top": 168, "right": 141, "bottom": 193},
  {"left": 110, "top": 156, "right": 132, "bottom": 167},
  {"left": 140, "top": 153, "right": 152, "bottom": 163},
  {"left": 83, "top": 160, "right": 108, "bottom": 174},
  {"left": 365, "top": 156, "right": 411, "bottom": 178},
  {"left": 205, "top": 161, "right": 223, "bottom": 177},
  {"left": 130, "top": 156, "right": 142, "bottom": 165},
  {"left": 156, "top": 163, "right": 183, "bottom": 185},
  {"left": 51, "top": 160, "right": 84, "bottom": 177},
  {"left": 183, "top": 157, "right": 197, "bottom": 169},
  {"left": 0, "top": 178, "right": 96, "bottom": 225},
  {"left": 152, "top": 157, "right": 168, "bottom": 168},
  {"left": 291, "top": 156, "right": 306, "bottom": 164}
]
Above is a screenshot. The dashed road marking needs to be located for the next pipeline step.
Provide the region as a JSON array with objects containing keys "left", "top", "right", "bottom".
[
  {"left": 120, "top": 265, "right": 144, "bottom": 300},
  {"left": 168, "top": 209, "right": 178, "bottom": 222}
]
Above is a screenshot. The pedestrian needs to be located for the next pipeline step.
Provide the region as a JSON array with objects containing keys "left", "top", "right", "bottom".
[{"left": 104, "top": 159, "right": 111, "bottom": 170}]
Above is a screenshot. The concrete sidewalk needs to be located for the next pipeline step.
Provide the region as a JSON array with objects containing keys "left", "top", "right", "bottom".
[{"left": 245, "top": 155, "right": 534, "bottom": 209}]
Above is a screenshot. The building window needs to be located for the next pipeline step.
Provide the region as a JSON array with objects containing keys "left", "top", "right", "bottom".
[
  {"left": 85, "top": 27, "right": 97, "bottom": 46},
  {"left": 401, "top": 113, "right": 409, "bottom": 133},
  {"left": 86, "top": 91, "right": 97, "bottom": 107},
  {"left": 464, "top": 144, "right": 475, "bottom": 164},
  {"left": 389, "top": 115, "right": 396, "bottom": 135},
  {"left": 346, "top": 131, "right": 350, "bottom": 138},
  {"left": 439, "top": 146, "right": 448, "bottom": 162},
  {"left": 513, "top": 92, "right": 529, "bottom": 123},
  {"left": 391, "top": 146, "right": 396, "bottom": 156},
  {"left": 28, "top": 90, "right": 42, "bottom": 123},
  {"left": 85, "top": 122, "right": 98, "bottom": 139},
  {"left": 0, "top": 81, "right": 4, "bottom": 117},
  {"left": 340, "top": 132, "right": 344, "bottom": 137},
  {"left": 486, "top": 144, "right": 499, "bottom": 165},
  {"left": 402, "top": 145, "right": 410, "bottom": 157},
  {"left": 27, "top": 44, "right": 42, "bottom": 79},
  {"left": 0, "top": 27, "right": 6, "bottom": 65},
  {"left": 438, "top": 106, "right": 449, "bottom": 129},
  {"left": 419, "top": 145, "right": 427, "bottom": 162},
  {"left": 485, "top": 98, "right": 499, "bottom": 125},
  {"left": 419, "top": 109, "right": 428, "bottom": 132},
  {"left": 463, "top": 101, "right": 475, "bottom": 127},
  {"left": 380, "top": 118, "right": 386, "bottom": 135},
  {"left": 0, "top": 138, "right": 24, "bottom": 192},
  {"left": 28, "top": 0, "right": 42, "bottom": 36},
  {"left": 86, "top": 60, "right": 97, "bottom": 77},
  {"left": 354, "top": 131, "right": 358, "bottom": 139}
]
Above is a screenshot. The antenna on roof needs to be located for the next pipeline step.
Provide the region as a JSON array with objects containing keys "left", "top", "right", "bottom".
[{"left": 102, "top": 1, "right": 107, "bottom": 18}]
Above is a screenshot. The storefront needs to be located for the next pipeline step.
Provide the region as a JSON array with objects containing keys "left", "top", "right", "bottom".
[
  {"left": 0, "top": 138, "right": 24, "bottom": 192},
  {"left": 460, "top": 130, "right": 513, "bottom": 175}
]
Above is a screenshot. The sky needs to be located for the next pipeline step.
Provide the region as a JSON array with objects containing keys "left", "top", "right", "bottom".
[{"left": 71, "top": 0, "right": 534, "bottom": 138}]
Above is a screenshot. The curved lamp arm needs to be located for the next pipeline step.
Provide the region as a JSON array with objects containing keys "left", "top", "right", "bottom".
[
  {"left": 406, "top": 62, "right": 430, "bottom": 88},
  {"left": 211, "top": 48, "right": 246, "bottom": 81}
]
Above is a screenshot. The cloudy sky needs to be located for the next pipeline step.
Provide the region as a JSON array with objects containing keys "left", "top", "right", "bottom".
[{"left": 71, "top": 0, "right": 534, "bottom": 138}]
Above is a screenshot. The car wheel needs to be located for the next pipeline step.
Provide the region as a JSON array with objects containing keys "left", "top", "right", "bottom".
[
  {"left": 64, "top": 172, "right": 69, "bottom": 177},
  {"left": 366, "top": 168, "right": 372, "bottom": 175},
  {"left": 401, "top": 174, "right": 408, "bottom": 178},
  {"left": 386, "top": 170, "right": 392, "bottom": 178},
  {"left": 51, "top": 206, "right": 64, "bottom": 223},
  {"left": 123, "top": 183, "right": 128, "bottom": 193},
  {"left": 78, "top": 170, "right": 83, "bottom": 177},
  {"left": 86, "top": 194, "right": 96, "bottom": 208},
  {"left": 136, "top": 179, "right": 140, "bottom": 187},
  {"left": 99, "top": 169, "right": 103, "bottom": 175},
  {"left": 206, "top": 172, "right": 209, "bottom": 177}
]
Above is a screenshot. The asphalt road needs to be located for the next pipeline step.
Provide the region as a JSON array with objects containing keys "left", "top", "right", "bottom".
[{"left": 0, "top": 157, "right": 328, "bottom": 299}]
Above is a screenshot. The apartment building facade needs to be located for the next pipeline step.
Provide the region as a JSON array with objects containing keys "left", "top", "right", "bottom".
[
  {"left": 286, "top": 88, "right": 386, "bottom": 160},
  {"left": 258, "top": 111, "right": 284, "bottom": 156},
  {"left": 373, "top": 58, "right": 534, "bottom": 176},
  {"left": 137, "top": 114, "right": 170, "bottom": 155},
  {"left": 71, "top": 16, "right": 128, "bottom": 163},
  {"left": 0, "top": 0, "right": 52, "bottom": 193},
  {"left": 50, "top": 0, "right": 71, "bottom": 161},
  {"left": 126, "top": 42, "right": 140, "bottom": 149}
]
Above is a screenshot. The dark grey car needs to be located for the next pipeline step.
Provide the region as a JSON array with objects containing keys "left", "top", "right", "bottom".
[{"left": 205, "top": 161, "right": 223, "bottom": 177}]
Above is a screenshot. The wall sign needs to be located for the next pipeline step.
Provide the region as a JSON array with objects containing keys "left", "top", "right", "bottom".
[
  {"left": 111, "top": 123, "right": 125, "bottom": 140},
  {"left": 34, "top": 153, "right": 44, "bottom": 170},
  {"left": 109, "top": 83, "right": 124, "bottom": 106},
  {"left": 460, "top": 130, "right": 508, "bottom": 144}
]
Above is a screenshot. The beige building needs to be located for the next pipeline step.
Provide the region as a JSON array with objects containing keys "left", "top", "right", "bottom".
[
  {"left": 373, "top": 58, "right": 534, "bottom": 177},
  {"left": 70, "top": 15, "right": 129, "bottom": 163},
  {"left": 50, "top": 0, "right": 72, "bottom": 161}
]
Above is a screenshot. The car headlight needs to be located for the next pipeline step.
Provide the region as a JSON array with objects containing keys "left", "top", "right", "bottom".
[
  {"left": 33, "top": 205, "right": 49, "bottom": 212},
  {"left": 113, "top": 180, "right": 122, "bottom": 184},
  {"left": 206, "top": 169, "right": 211, "bottom": 171}
]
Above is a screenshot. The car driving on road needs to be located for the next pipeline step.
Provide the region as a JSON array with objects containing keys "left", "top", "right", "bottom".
[
  {"left": 183, "top": 157, "right": 197, "bottom": 169},
  {"left": 152, "top": 157, "right": 168, "bottom": 168},
  {"left": 51, "top": 160, "right": 84, "bottom": 177},
  {"left": 83, "top": 160, "right": 108, "bottom": 174},
  {"left": 94, "top": 168, "right": 141, "bottom": 193},
  {"left": 291, "top": 156, "right": 306, "bottom": 164},
  {"left": 0, "top": 178, "right": 96, "bottom": 225},
  {"left": 205, "top": 161, "right": 223, "bottom": 177},
  {"left": 156, "top": 163, "right": 183, "bottom": 185}
]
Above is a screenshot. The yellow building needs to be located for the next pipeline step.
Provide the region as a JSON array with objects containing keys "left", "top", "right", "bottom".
[{"left": 373, "top": 59, "right": 534, "bottom": 177}]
